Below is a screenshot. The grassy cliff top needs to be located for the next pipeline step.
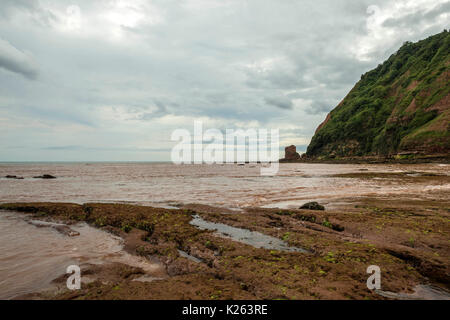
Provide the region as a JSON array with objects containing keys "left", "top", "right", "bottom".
[{"left": 307, "top": 30, "right": 450, "bottom": 159}]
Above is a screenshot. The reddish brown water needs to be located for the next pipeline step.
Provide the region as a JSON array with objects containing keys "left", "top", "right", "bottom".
[
  {"left": 0, "top": 162, "right": 448, "bottom": 209},
  {"left": 0, "top": 162, "right": 449, "bottom": 299},
  {"left": 0, "top": 210, "right": 163, "bottom": 300}
]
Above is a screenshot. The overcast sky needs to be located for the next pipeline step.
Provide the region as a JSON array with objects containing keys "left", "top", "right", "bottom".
[{"left": 0, "top": 0, "right": 448, "bottom": 161}]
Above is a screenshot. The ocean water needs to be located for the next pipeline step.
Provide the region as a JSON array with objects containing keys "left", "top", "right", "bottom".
[{"left": 0, "top": 162, "right": 449, "bottom": 209}]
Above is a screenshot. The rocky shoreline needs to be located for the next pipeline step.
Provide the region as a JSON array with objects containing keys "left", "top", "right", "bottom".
[
  {"left": 1, "top": 195, "right": 449, "bottom": 300},
  {"left": 281, "top": 154, "right": 450, "bottom": 164},
  {"left": 280, "top": 145, "right": 450, "bottom": 164}
]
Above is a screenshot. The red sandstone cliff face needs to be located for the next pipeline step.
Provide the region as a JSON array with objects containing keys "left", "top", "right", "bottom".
[{"left": 315, "top": 113, "right": 331, "bottom": 135}]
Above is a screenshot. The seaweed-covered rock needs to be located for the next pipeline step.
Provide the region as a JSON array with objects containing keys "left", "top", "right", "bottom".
[
  {"left": 299, "top": 201, "right": 325, "bottom": 211},
  {"left": 5, "top": 175, "right": 24, "bottom": 179},
  {"left": 33, "top": 174, "right": 56, "bottom": 179}
]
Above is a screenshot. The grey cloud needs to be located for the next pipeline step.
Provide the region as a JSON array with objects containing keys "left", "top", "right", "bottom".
[
  {"left": 137, "top": 102, "right": 170, "bottom": 120},
  {"left": 264, "top": 96, "right": 293, "bottom": 110},
  {"left": 0, "top": 0, "right": 58, "bottom": 27},
  {"left": 246, "top": 71, "right": 307, "bottom": 91},
  {"left": 0, "top": 0, "right": 448, "bottom": 161},
  {"left": 383, "top": 2, "right": 450, "bottom": 29},
  {"left": 42, "top": 145, "right": 81, "bottom": 151},
  {"left": 41, "top": 145, "right": 170, "bottom": 152},
  {"left": 0, "top": 38, "right": 39, "bottom": 80},
  {"left": 305, "top": 100, "right": 336, "bottom": 115},
  {"left": 0, "top": 0, "right": 39, "bottom": 17}
]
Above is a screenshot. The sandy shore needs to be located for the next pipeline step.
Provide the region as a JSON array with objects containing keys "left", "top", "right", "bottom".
[{"left": 1, "top": 182, "right": 449, "bottom": 300}]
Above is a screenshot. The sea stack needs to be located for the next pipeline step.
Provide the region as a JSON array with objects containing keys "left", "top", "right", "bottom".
[{"left": 281, "top": 145, "right": 301, "bottom": 162}]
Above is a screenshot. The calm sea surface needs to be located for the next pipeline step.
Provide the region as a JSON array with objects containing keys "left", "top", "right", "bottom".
[{"left": 1, "top": 162, "right": 448, "bottom": 209}]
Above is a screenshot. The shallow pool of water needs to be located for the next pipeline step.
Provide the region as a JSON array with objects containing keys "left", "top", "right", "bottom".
[
  {"left": 189, "top": 215, "right": 308, "bottom": 253},
  {"left": 0, "top": 210, "right": 162, "bottom": 299},
  {"left": 376, "top": 285, "right": 450, "bottom": 300}
]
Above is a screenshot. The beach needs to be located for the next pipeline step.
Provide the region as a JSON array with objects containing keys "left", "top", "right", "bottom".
[{"left": 0, "top": 162, "right": 449, "bottom": 299}]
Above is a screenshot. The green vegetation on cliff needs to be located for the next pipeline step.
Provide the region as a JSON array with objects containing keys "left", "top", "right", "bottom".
[{"left": 307, "top": 31, "right": 450, "bottom": 158}]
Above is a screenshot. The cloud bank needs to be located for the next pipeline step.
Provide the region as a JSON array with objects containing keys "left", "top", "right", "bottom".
[
  {"left": 0, "top": 0, "right": 448, "bottom": 161},
  {"left": 0, "top": 38, "right": 39, "bottom": 79}
]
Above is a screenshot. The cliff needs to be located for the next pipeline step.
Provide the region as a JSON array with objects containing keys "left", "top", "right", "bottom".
[{"left": 307, "top": 31, "right": 450, "bottom": 159}]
